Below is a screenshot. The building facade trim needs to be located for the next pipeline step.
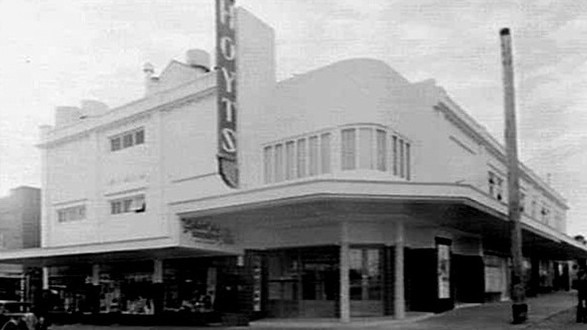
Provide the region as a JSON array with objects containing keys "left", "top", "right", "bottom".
[
  {"left": 38, "top": 78, "right": 216, "bottom": 148},
  {"left": 168, "top": 178, "right": 582, "bottom": 249},
  {"left": 436, "top": 101, "right": 567, "bottom": 209}
]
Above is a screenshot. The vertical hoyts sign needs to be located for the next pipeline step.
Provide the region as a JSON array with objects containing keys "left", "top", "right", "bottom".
[{"left": 216, "top": 0, "right": 238, "bottom": 188}]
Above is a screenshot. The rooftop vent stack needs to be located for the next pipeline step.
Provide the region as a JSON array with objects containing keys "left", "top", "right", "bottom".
[
  {"left": 185, "top": 49, "right": 210, "bottom": 75},
  {"left": 55, "top": 106, "right": 83, "bottom": 127},
  {"left": 143, "top": 62, "right": 158, "bottom": 95}
]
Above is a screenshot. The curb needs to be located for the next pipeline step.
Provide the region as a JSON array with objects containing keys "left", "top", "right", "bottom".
[{"left": 248, "top": 313, "right": 436, "bottom": 329}]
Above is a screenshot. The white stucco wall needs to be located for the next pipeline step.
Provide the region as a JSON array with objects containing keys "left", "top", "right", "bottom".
[{"left": 38, "top": 8, "right": 568, "bottom": 251}]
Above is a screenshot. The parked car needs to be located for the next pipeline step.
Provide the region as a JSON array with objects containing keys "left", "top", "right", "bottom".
[{"left": 0, "top": 301, "right": 37, "bottom": 330}]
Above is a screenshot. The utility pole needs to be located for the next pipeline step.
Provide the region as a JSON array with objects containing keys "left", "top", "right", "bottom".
[{"left": 500, "top": 28, "right": 527, "bottom": 324}]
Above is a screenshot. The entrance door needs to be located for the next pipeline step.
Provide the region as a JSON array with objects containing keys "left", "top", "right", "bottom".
[
  {"left": 266, "top": 247, "right": 338, "bottom": 318},
  {"left": 349, "top": 247, "right": 383, "bottom": 317}
]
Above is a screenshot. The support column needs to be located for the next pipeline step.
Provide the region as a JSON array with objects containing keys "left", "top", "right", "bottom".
[
  {"left": 92, "top": 264, "right": 100, "bottom": 285},
  {"left": 42, "top": 267, "right": 49, "bottom": 290},
  {"left": 91, "top": 264, "right": 101, "bottom": 314},
  {"left": 153, "top": 259, "right": 163, "bottom": 283},
  {"left": 394, "top": 221, "right": 405, "bottom": 319},
  {"left": 529, "top": 257, "right": 540, "bottom": 296},
  {"left": 339, "top": 222, "right": 350, "bottom": 323},
  {"left": 152, "top": 259, "right": 164, "bottom": 315}
]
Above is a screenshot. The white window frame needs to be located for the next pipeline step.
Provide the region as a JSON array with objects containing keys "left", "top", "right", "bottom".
[
  {"left": 376, "top": 129, "right": 387, "bottom": 172},
  {"left": 341, "top": 128, "right": 357, "bottom": 171},
  {"left": 57, "top": 205, "right": 87, "bottom": 223},
  {"left": 262, "top": 124, "right": 412, "bottom": 185},
  {"left": 109, "top": 194, "right": 146, "bottom": 215},
  {"left": 109, "top": 127, "right": 145, "bottom": 152},
  {"left": 296, "top": 138, "right": 307, "bottom": 178}
]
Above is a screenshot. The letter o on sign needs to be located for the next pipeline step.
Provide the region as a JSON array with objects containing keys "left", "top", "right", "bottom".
[{"left": 220, "top": 36, "right": 236, "bottom": 61}]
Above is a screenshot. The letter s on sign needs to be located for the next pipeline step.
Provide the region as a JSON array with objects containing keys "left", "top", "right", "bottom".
[{"left": 221, "top": 128, "right": 237, "bottom": 153}]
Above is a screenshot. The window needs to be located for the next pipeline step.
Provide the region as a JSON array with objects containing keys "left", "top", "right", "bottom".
[
  {"left": 110, "top": 128, "right": 145, "bottom": 152},
  {"left": 359, "top": 128, "right": 373, "bottom": 169},
  {"left": 520, "top": 192, "right": 526, "bottom": 213},
  {"left": 264, "top": 132, "right": 331, "bottom": 184},
  {"left": 406, "top": 142, "right": 411, "bottom": 180},
  {"left": 320, "top": 133, "right": 331, "bottom": 174},
  {"left": 263, "top": 125, "right": 412, "bottom": 185},
  {"left": 392, "top": 136, "right": 398, "bottom": 176},
  {"left": 57, "top": 205, "right": 87, "bottom": 222},
  {"left": 488, "top": 171, "right": 504, "bottom": 201},
  {"left": 341, "top": 129, "right": 356, "bottom": 170},
  {"left": 496, "top": 177, "right": 504, "bottom": 201},
  {"left": 263, "top": 146, "right": 273, "bottom": 184},
  {"left": 309, "top": 136, "right": 319, "bottom": 176},
  {"left": 135, "top": 129, "right": 145, "bottom": 145},
  {"left": 350, "top": 248, "right": 382, "bottom": 301},
  {"left": 399, "top": 139, "right": 405, "bottom": 178},
  {"left": 285, "top": 141, "right": 295, "bottom": 180},
  {"left": 274, "top": 144, "right": 284, "bottom": 182},
  {"left": 267, "top": 248, "right": 338, "bottom": 303},
  {"left": 110, "top": 195, "right": 146, "bottom": 215},
  {"left": 123, "top": 133, "right": 133, "bottom": 148},
  {"left": 111, "top": 137, "right": 122, "bottom": 151},
  {"left": 376, "top": 130, "right": 387, "bottom": 171},
  {"left": 297, "top": 139, "right": 306, "bottom": 178}
]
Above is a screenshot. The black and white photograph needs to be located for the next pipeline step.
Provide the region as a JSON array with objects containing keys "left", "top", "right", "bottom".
[{"left": 1, "top": 1, "right": 587, "bottom": 329}]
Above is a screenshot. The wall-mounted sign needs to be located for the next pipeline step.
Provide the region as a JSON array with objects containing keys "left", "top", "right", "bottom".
[
  {"left": 437, "top": 243, "right": 451, "bottom": 299},
  {"left": 107, "top": 173, "right": 148, "bottom": 186},
  {"left": 181, "top": 218, "right": 234, "bottom": 245},
  {"left": 216, "top": 0, "right": 238, "bottom": 188}
]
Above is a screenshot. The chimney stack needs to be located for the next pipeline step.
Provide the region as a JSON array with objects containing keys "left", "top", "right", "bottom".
[
  {"left": 143, "top": 62, "right": 155, "bottom": 78},
  {"left": 143, "top": 62, "right": 158, "bottom": 95}
]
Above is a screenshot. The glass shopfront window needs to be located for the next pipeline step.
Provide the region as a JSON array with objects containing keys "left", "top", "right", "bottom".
[
  {"left": 349, "top": 247, "right": 383, "bottom": 316},
  {"left": 48, "top": 265, "right": 93, "bottom": 314},
  {"left": 163, "top": 259, "right": 217, "bottom": 314},
  {"left": 99, "top": 261, "right": 155, "bottom": 315}
]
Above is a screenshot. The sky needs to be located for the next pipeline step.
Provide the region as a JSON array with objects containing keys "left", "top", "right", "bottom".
[{"left": 1, "top": 0, "right": 587, "bottom": 234}]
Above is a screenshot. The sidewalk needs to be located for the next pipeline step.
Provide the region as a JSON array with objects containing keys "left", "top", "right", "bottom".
[
  {"left": 394, "top": 291, "right": 577, "bottom": 330},
  {"left": 52, "top": 291, "right": 578, "bottom": 330},
  {"left": 250, "top": 290, "right": 578, "bottom": 330}
]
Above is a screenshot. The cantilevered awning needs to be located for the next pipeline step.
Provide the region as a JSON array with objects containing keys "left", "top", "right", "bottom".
[
  {"left": 0, "top": 237, "right": 241, "bottom": 267},
  {"left": 0, "top": 179, "right": 583, "bottom": 267},
  {"left": 171, "top": 179, "right": 587, "bottom": 260}
]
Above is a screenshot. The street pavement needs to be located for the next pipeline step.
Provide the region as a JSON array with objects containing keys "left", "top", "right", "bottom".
[
  {"left": 394, "top": 290, "right": 576, "bottom": 330},
  {"left": 52, "top": 291, "right": 579, "bottom": 330},
  {"left": 531, "top": 308, "right": 585, "bottom": 330}
]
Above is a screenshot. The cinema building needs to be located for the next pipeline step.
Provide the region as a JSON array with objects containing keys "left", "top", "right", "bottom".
[{"left": 0, "top": 7, "right": 585, "bottom": 325}]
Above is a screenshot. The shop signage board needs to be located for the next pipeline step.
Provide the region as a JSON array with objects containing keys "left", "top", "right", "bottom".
[
  {"left": 216, "top": 0, "right": 239, "bottom": 188},
  {"left": 181, "top": 218, "right": 234, "bottom": 245}
]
